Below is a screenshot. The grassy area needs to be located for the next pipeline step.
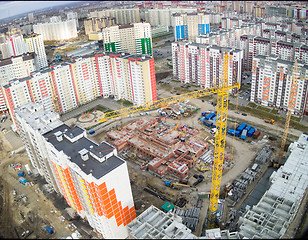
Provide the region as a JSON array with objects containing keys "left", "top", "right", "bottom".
[
  {"left": 87, "top": 106, "right": 108, "bottom": 113},
  {"left": 154, "top": 42, "right": 172, "bottom": 48},
  {"left": 160, "top": 84, "right": 173, "bottom": 91},
  {"left": 270, "top": 109, "right": 279, "bottom": 114},
  {"left": 257, "top": 106, "right": 271, "bottom": 112},
  {"left": 117, "top": 99, "right": 133, "bottom": 107},
  {"left": 152, "top": 33, "right": 173, "bottom": 43},
  {"left": 171, "top": 80, "right": 178, "bottom": 83},
  {"left": 155, "top": 66, "right": 160, "bottom": 70},
  {"left": 44, "top": 40, "right": 59, "bottom": 46},
  {"left": 240, "top": 85, "right": 250, "bottom": 91},
  {"left": 291, "top": 115, "right": 301, "bottom": 122},
  {"left": 248, "top": 102, "right": 257, "bottom": 108},
  {"left": 174, "top": 87, "right": 191, "bottom": 93},
  {"left": 289, "top": 119, "right": 307, "bottom": 132},
  {"left": 154, "top": 57, "right": 162, "bottom": 61}
]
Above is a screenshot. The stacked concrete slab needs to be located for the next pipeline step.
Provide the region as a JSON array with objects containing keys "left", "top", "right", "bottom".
[{"left": 238, "top": 133, "right": 308, "bottom": 239}]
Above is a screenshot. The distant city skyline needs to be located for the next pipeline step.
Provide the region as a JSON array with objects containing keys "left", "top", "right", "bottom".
[{"left": 0, "top": 1, "right": 79, "bottom": 20}]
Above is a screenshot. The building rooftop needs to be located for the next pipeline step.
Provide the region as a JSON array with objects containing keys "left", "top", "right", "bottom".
[
  {"left": 44, "top": 124, "right": 124, "bottom": 180},
  {"left": 15, "top": 102, "right": 62, "bottom": 135},
  {"left": 238, "top": 133, "right": 308, "bottom": 239}
]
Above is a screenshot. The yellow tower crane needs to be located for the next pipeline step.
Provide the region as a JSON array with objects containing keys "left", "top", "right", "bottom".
[
  {"left": 274, "top": 59, "right": 298, "bottom": 168},
  {"left": 206, "top": 52, "right": 232, "bottom": 228},
  {"left": 97, "top": 52, "right": 239, "bottom": 228}
]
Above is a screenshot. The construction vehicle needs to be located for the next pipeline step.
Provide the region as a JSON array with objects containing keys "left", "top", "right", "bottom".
[
  {"left": 264, "top": 118, "right": 275, "bottom": 124},
  {"left": 196, "top": 162, "right": 209, "bottom": 172},
  {"left": 164, "top": 181, "right": 190, "bottom": 189},
  {"left": 96, "top": 53, "right": 240, "bottom": 229}
]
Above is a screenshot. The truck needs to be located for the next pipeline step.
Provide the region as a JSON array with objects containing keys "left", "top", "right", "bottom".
[
  {"left": 17, "top": 171, "right": 25, "bottom": 177},
  {"left": 264, "top": 118, "right": 275, "bottom": 124},
  {"left": 210, "top": 128, "right": 217, "bottom": 136},
  {"left": 253, "top": 130, "right": 261, "bottom": 139},
  {"left": 200, "top": 117, "right": 205, "bottom": 122},
  {"left": 45, "top": 226, "right": 54, "bottom": 235},
  {"left": 247, "top": 128, "right": 255, "bottom": 137},
  {"left": 241, "top": 129, "right": 247, "bottom": 140},
  {"left": 201, "top": 112, "right": 207, "bottom": 117},
  {"left": 236, "top": 123, "right": 247, "bottom": 133},
  {"left": 89, "top": 130, "right": 95, "bottom": 135},
  {"left": 19, "top": 177, "right": 27, "bottom": 184},
  {"left": 205, "top": 112, "right": 216, "bottom": 121},
  {"left": 203, "top": 120, "right": 213, "bottom": 127}
]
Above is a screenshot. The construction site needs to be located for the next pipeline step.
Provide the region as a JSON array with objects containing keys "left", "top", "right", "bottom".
[{"left": 0, "top": 49, "right": 307, "bottom": 239}]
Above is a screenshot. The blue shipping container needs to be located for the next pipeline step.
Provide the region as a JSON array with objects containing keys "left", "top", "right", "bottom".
[
  {"left": 89, "top": 130, "right": 95, "bottom": 135},
  {"left": 237, "top": 123, "right": 247, "bottom": 133},
  {"left": 247, "top": 128, "right": 255, "bottom": 137},
  {"left": 201, "top": 112, "right": 207, "bottom": 117},
  {"left": 245, "top": 125, "right": 252, "bottom": 131},
  {"left": 45, "top": 226, "right": 54, "bottom": 234},
  {"left": 241, "top": 129, "right": 247, "bottom": 140},
  {"left": 18, "top": 171, "right": 25, "bottom": 177},
  {"left": 201, "top": 117, "right": 205, "bottom": 122},
  {"left": 205, "top": 112, "right": 216, "bottom": 120}
]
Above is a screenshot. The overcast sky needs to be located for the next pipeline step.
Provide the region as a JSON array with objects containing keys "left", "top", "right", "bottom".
[{"left": 0, "top": 1, "right": 78, "bottom": 20}]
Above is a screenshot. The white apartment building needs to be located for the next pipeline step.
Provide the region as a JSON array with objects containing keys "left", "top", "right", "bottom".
[
  {"left": 14, "top": 103, "right": 62, "bottom": 192},
  {"left": 0, "top": 34, "right": 48, "bottom": 69},
  {"left": 0, "top": 35, "right": 25, "bottom": 58},
  {"left": 70, "top": 57, "right": 99, "bottom": 105},
  {"left": 172, "top": 41, "right": 243, "bottom": 93},
  {"left": 49, "top": 62, "right": 78, "bottom": 113},
  {"left": 3, "top": 52, "right": 157, "bottom": 127},
  {"left": 145, "top": 8, "right": 197, "bottom": 27},
  {"left": 15, "top": 103, "right": 136, "bottom": 238},
  {"left": 33, "top": 19, "right": 78, "bottom": 41},
  {"left": 102, "top": 23, "right": 152, "bottom": 55},
  {"left": 172, "top": 12, "right": 210, "bottom": 42},
  {"left": 251, "top": 55, "right": 308, "bottom": 116},
  {"left": 89, "top": 8, "right": 140, "bottom": 25},
  {"left": 0, "top": 53, "right": 37, "bottom": 113},
  {"left": 24, "top": 34, "right": 48, "bottom": 69}
]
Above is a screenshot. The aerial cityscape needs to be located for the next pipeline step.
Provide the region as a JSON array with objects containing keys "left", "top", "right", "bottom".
[{"left": 0, "top": 1, "right": 307, "bottom": 239}]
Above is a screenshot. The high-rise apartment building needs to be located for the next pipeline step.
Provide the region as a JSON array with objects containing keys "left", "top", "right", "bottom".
[
  {"left": 0, "top": 34, "right": 48, "bottom": 69},
  {"left": 14, "top": 103, "right": 62, "bottom": 191},
  {"left": 251, "top": 55, "right": 308, "bottom": 116},
  {"left": 33, "top": 19, "right": 78, "bottom": 41},
  {"left": 145, "top": 8, "right": 197, "bottom": 27},
  {"left": 0, "top": 53, "right": 37, "bottom": 113},
  {"left": 172, "top": 41, "right": 243, "bottom": 93},
  {"left": 24, "top": 34, "right": 48, "bottom": 69},
  {"left": 102, "top": 23, "right": 152, "bottom": 55},
  {"left": 172, "top": 12, "right": 210, "bottom": 41},
  {"left": 28, "top": 13, "right": 34, "bottom": 23},
  {"left": 84, "top": 17, "right": 116, "bottom": 36},
  {"left": 2, "top": 52, "right": 157, "bottom": 126},
  {"left": 89, "top": 8, "right": 140, "bottom": 25},
  {"left": 15, "top": 102, "right": 136, "bottom": 238},
  {"left": 0, "top": 35, "right": 25, "bottom": 58},
  {"left": 240, "top": 35, "right": 308, "bottom": 71}
]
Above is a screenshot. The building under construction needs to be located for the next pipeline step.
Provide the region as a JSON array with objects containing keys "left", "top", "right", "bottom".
[{"left": 106, "top": 118, "right": 208, "bottom": 180}]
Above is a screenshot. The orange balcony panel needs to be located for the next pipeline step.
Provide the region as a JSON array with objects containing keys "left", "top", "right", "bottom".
[
  {"left": 98, "top": 182, "right": 106, "bottom": 189},
  {"left": 103, "top": 198, "right": 110, "bottom": 206}
]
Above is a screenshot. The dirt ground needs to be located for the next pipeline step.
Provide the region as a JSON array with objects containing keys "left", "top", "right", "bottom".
[{"left": 0, "top": 133, "right": 76, "bottom": 239}]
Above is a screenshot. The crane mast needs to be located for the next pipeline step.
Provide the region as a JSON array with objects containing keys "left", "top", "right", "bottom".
[
  {"left": 274, "top": 59, "right": 298, "bottom": 168},
  {"left": 206, "top": 52, "right": 231, "bottom": 228}
]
